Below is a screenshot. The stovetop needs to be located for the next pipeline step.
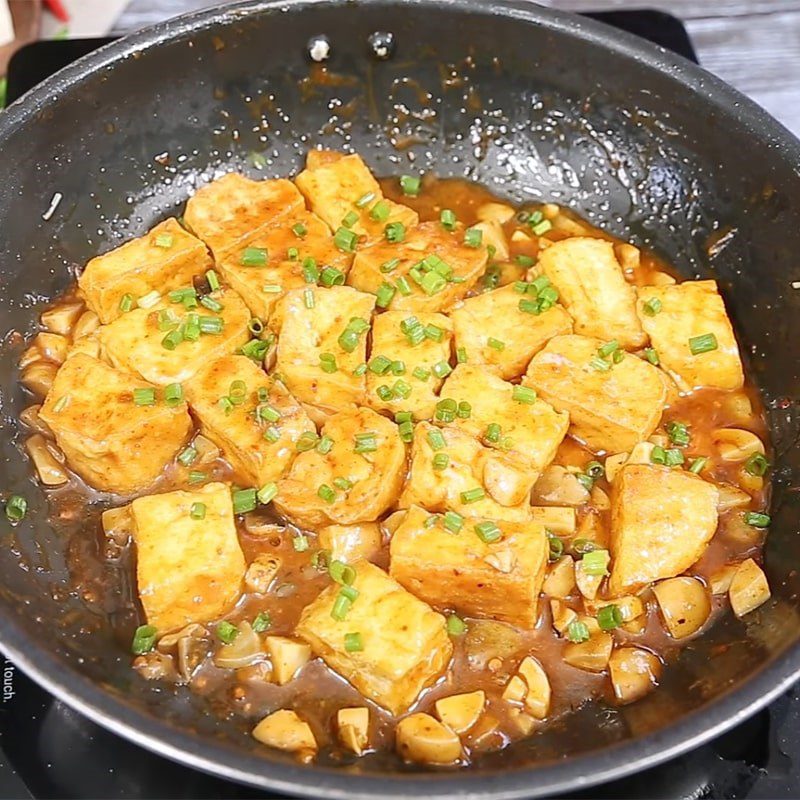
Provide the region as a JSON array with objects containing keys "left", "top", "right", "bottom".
[{"left": 1, "top": 10, "right": 797, "bottom": 800}]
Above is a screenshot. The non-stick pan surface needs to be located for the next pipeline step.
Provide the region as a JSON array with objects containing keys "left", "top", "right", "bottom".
[{"left": 1, "top": 1, "right": 800, "bottom": 797}]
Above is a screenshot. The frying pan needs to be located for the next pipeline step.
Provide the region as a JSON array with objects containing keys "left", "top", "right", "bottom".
[{"left": 0, "top": 1, "right": 799, "bottom": 797}]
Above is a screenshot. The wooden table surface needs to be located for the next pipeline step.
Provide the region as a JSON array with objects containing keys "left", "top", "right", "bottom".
[{"left": 115, "top": 0, "right": 800, "bottom": 136}]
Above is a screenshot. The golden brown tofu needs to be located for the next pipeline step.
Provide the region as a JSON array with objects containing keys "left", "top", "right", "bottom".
[
  {"left": 524, "top": 334, "right": 667, "bottom": 453},
  {"left": 637, "top": 280, "right": 744, "bottom": 390},
  {"left": 398, "top": 422, "right": 532, "bottom": 522},
  {"left": 275, "top": 406, "right": 406, "bottom": 528},
  {"left": 269, "top": 285, "right": 376, "bottom": 411},
  {"left": 538, "top": 237, "right": 646, "bottom": 349},
  {"left": 183, "top": 173, "right": 305, "bottom": 258},
  {"left": 295, "top": 560, "right": 452, "bottom": 715},
  {"left": 390, "top": 505, "right": 549, "bottom": 628},
  {"left": 78, "top": 219, "right": 213, "bottom": 324},
  {"left": 97, "top": 288, "right": 250, "bottom": 386},
  {"left": 439, "top": 365, "right": 569, "bottom": 505},
  {"left": 39, "top": 353, "right": 192, "bottom": 494},
  {"left": 130, "top": 482, "right": 246, "bottom": 632},
  {"left": 184, "top": 355, "right": 315, "bottom": 486},
  {"left": 450, "top": 284, "right": 573, "bottom": 379},
  {"left": 347, "top": 222, "right": 488, "bottom": 313},
  {"left": 366, "top": 310, "right": 453, "bottom": 420},
  {"left": 215, "top": 210, "right": 352, "bottom": 322},
  {"left": 295, "top": 151, "right": 418, "bottom": 246},
  {"left": 609, "top": 464, "right": 719, "bottom": 596}
]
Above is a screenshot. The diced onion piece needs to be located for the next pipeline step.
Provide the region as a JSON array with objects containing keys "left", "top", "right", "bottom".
[
  {"left": 214, "top": 621, "right": 264, "bottom": 669},
  {"left": 245, "top": 554, "right": 282, "bottom": 593},
  {"left": 252, "top": 709, "right": 317, "bottom": 759},
  {"left": 319, "top": 522, "right": 382, "bottom": 563},
  {"left": 543, "top": 556, "right": 576, "bottom": 599},
  {"left": 265, "top": 635, "right": 311, "bottom": 684},
  {"left": 562, "top": 632, "right": 613, "bottom": 672},
  {"left": 609, "top": 646, "right": 662, "bottom": 703},
  {"left": 729, "top": 558, "right": 770, "bottom": 618},
  {"left": 395, "top": 713, "right": 462, "bottom": 765},
  {"left": 337, "top": 707, "right": 369, "bottom": 755},
  {"left": 653, "top": 576, "right": 711, "bottom": 639},
  {"left": 517, "top": 656, "right": 551, "bottom": 720},
  {"left": 530, "top": 506, "right": 576, "bottom": 535},
  {"left": 25, "top": 434, "right": 68, "bottom": 486},
  {"left": 434, "top": 690, "right": 485, "bottom": 734}
]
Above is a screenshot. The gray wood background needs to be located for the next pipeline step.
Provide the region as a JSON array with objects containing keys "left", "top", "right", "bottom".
[{"left": 115, "top": 0, "right": 800, "bottom": 136}]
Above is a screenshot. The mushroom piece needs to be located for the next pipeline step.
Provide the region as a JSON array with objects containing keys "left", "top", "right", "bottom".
[
  {"left": 627, "top": 441, "right": 656, "bottom": 465},
  {"left": 244, "top": 554, "right": 283, "bottom": 593},
  {"left": 543, "top": 555, "right": 576, "bottom": 599},
  {"left": 252, "top": 709, "right": 317, "bottom": 760},
  {"left": 550, "top": 599, "right": 577, "bottom": 636},
  {"left": 25, "top": 434, "right": 68, "bottom": 486},
  {"left": 21, "top": 361, "right": 58, "bottom": 397},
  {"left": 501, "top": 675, "right": 528, "bottom": 705},
  {"left": 472, "top": 220, "right": 509, "bottom": 261},
  {"left": 101, "top": 505, "right": 134, "bottom": 547},
  {"left": 380, "top": 509, "right": 407, "bottom": 537},
  {"left": 716, "top": 484, "right": 752, "bottom": 512},
  {"left": 395, "top": 713, "right": 462, "bottom": 765},
  {"left": 562, "top": 632, "right": 613, "bottom": 672},
  {"left": 72, "top": 310, "right": 100, "bottom": 340},
  {"left": 729, "top": 558, "right": 770, "bottom": 618},
  {"left": 434, "top": 690, "right": 485, "bottom": 734},
  {"left": 158, "top": 623, "right": 210, "bottom": 681},
  {"left": 40, "top": 302, "right": 84, "bottom": 336},
  {"left": 318, "top": 522, "right": 382, "bottom": 563},
  {"left": 516, "top": 656, "right": 551, "bottom": 719},
  {"left": 33, "top": 332, "right": 70, "bottom": 365},
  {"left": 463, "top": 620, "right": 523, "bottom": 670},
  {"left": 476, "top": 201, "right": 515, "bottom": 225},
  {"left": 192, "top": 434, "right": 221, "bottom": 466},
  {"left": 604, "top": 452, "right": 629, "bottom": 484},
  {"left": 608, "top": 646, "right": 662, "bottom": 704},
  {"left": 214, "top": 622, "right": 265, "bottom": 670},
  {"left": 712, "top": 428, "right": 765, "bottom": 462},
  {"left": 337, "top": 707, "right": 370, "bottom": 755},
  {"left": 653, "top": 576, "right": 711, "bottom": 640},
  {"left": 265, "top": 635, "right": 311, "bottom": 685},
  {"left": 709, "top": 564, "right": 740, "bottom": 595},
  {"left": 530, "top": 506, "right": 576, "bottom": 535},
  {"left": 19, "top": 404, "right": 53, "bottom": 437},
  {"left": 575, "top": 559, "right": 603, "bottom": 601},
  {"left": 532, "top": 465, "right": 590, "bottom": 507}
]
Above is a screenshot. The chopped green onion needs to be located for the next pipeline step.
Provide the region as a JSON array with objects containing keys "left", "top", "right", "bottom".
[
  {"left": 643, "top": 347, "right": 660, "bottom": 366},
  {"left": 206, "top": 270, "right": 221, "bottom": 290},
  {"left": 400, "top": 174, "right": 421, "bottom": 196},
  {"left": 744, "top": 452, "right": 769, "bottom": 477},
  {"left": 456, "top": 347, "right": 468, "bottom": 364},
  {"left": 354, "top": 433, "right": 378, "bottom": 454},
  {"left": 440, "top": 209, "right": 457, "bottom": 231},
  {"left": 131, "top": 624, "right": 158, "bottom": 655},
  {"left": 155, "top": 233, "right": 174, "bottom": 249},
  {"left": 331, "top": 592, "right": 352, "bottom": 621},
  {"left": 460, "top": 487, "right": 485, "bottom": 504},
  {"left": 258, "top": 404, "right": 281, "bottom": 423},
  {"left": 329, "top": 476, "right": 352, "bottom": 492},
  {"left": 650, "top": 445, "right": 667, "bottom": 465},
  {"left": 688, "top": 456, "right": 708, "bottom": 474},
  {"left": 424, "top": 324, "right": 445, "bottom": 343},
  {"left": 119, "top": 293, "right": 134, "bottom": 313},
  {"left": 744, "top": 511, "right": 770, "bottom": 528},
  {"left": 474, "top": 520, "right": 501, "bottom": 543},
  {"left": 200, "top": 295, "right": 223, "bottom": 312},
  {"left": 446, "top": 614, "right": 467, "bottom": 636},
  {"left": 547, "top": 531, "right": 564, "bottom": 561},
  {"left": 232, "top": 488, "right": 257, "bottom": 514},
  {"left": 257, "top": 482, "right": 278, "bottom": 504},
  {"left": 188, "top": 470, "right": 207, "bottom": 484},
  {"left": 667, "top": 421, "right": 690, "bottom": 447},
  {"left": 384, "top": 222, "right": 406, "bottom": 243},
  {"left": 316, "top": 435, "right": 334, "bottom": 455},
  {"left": 395, "top": 276, "right": 412, "bottom": 296},
  {"left": 582, "top": 549, "right": 610, "bottom": 576},
  {"left": 589, "top": 356, "right": 612, "bottom": 372},
  {"left": 228, "top": 379, "right": 247, "bottom": 405},
  {"left": 356, "top": 191, "right": 375, "bottom": 208},
  {"left": 664, "top": 448, "right": 685, "bottom": 467},
  {"left": 302, "top": 258, "right": 320, "bottom": 284},
  {"left": 597, "top": 604, "right": 623, "bottom": 630},
  {"left": 4, "top": 495, "right": 27, "bottom": 523},
  {"left": 292, "top": 222, "right": 308, "bottom": 238},
  {"left": 431, "top": 452, "right": 449, "bottom": 471},
  {"left": 432, "top": 361, "right": 452, "bottom": 379},
  {"left": 240, "top": 247, "right": 268, "bottom": 266},
  {"left": 642, "top": 297, "right": 662, "bottom": 316},
  {"left": 427, "top": 429, "right": 446, "bottom": 451},
  {"left": 178, "top": 446, "right": 197, "bottom": 466},
  {"left": 216, "top": 621, "right": 239, "bottom": 644},
  {"left": 375, "top": 282, "right": 396, "bottom": 308},
  {"left": 190, "top": 502, "right": 206, "bottom": 520},
  {"left": 264, "top": 426, "right": 281, "bottom": 443},
  {"left": 487, "top": 337, "right": 505, "bottom": 351},
  {"left": 369, "top": 200, "right": 391, "bottom": 222},
  {"left": 133, "top": 387, "right": 156, "bottom": 406},
  {"left": 435, "top": 398, "right": 457, "bottom": 423},
  {"left": 287, "top": 247, "right": 299, "bottom": 261},
  {"left": 344, "top": 631, "right": 364, "bottom": 652},
  {"left": 293, "top": 535, "right": 309, "bottom": 552},
  {"left": 296, "top": 431, "right": 320, "bottom": 452},
  {"left": 598, "top": 340, "right": 619, "bottom": 358},
  {"left": 240, "top": 338, "right": 269, "bottom": 360},
  {"left": 199, "top": 316, "right": 224, "bottom": 334},
  {"left": 262, "top": 284, "right": 282, "bottom": 294},
  {"left": 353, "top": 363, "right": 367, "bottom": 376},
  {"left": 531, "top": 219, "right": 552, "bottom": 236},
  {"left": 329, "top": 560, "right": 357, "bottom": 586},
  {"left": 164, "top": 383, "right": 183, "bottom": 406},
  {"left": 393, "top": 379, "right": 411, "bottom": 399},
  {"left": 566, "top": 620, "right": 590, "bottom": 643},
  {"left": 368, "top": 355, "right": 392, "bottom": 375},
  {"left": 412, "top": 366, "right": 430, "bottom": 381},
  {"left": 456, "top": 401, "right": 471, "bottom": 420},
  {"left": 252, "top": 612, "right": 271, "bottom": 633},
  {"left": 52, "top": 395, "right": 69, "bottom": 413},
  {"left": 338, "top": 330, "right": 360, "bottom": 354},
  {"left": 320, "top": 266, "right": 346, "bottom": 287},
  {"left": 515, "top": 254, "right": 535, "bottom": 267},
  {"left": 464, "top": 227, "right": 483, "bottom": 248},
  {"left": 136, "top": 290, "right": 160, "bottom": 310},
  {"left": 418, "top": 270, "right": 447, "bottom": 296},
  {"left": 303, "top": 288, "right": 315, "bottom": 309},
  {"left": 485, "top": 423, "right": 502, "bottom": 444},
  {"left": 380, "top": 257, "right": 401, "bottom": 274},
  {"left": 318, "top": 484, "right": 336, "bottom": 504},
  {"left": 512, "top": 385, "right": 536, "bottom": 404},
  {"left": 334, "top": 226, "right": 358, "bottom": 252},
  {"left": 689, "top": 332, "right": 718, "bottom": 355},
  {"left": 443, "top": 511, "right": 464, "bottom": 534}
]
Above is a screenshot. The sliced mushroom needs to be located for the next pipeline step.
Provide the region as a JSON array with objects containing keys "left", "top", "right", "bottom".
[
  {"left": 575, "top": 511, "right": 609, "bottom": 551},
  {"left": 532, "top": 465, "right": 590, "bottom": 507},
  {"left": 477, "top": 202, "right": 515, "bottom": 225},
  {"left": 517, "top": 656, "right": 551, "bottom": 719},
  {"left": 604, "top": 453, "right": 629, "bottom": 483},
  {"left": 550, "top": 599, "right": 577, "bottom": 636},
  {"left": 562, "top": 632, "right": 613, "bottom": 672},
  {"left": 530, "top": 506, "right": 576, "bottom": 535},
  {"left": 245, "top": 554, "right": 283, "bottom": 593},
  {"left": 381, "top": 509, "right": 407, "bottom": 537},
  {"left": 318, "top": 522, "right": 382, "bottom": 563},
  {"left": 729, "top": 558, "right": 770, "bottom": 618},
  {"left": 25, "top": 434, "right": 68, "bottom": 486},
  {"left": 193, "top": 434, "right": 221, "bottom": 466},
  {"left": 469, "top": 713, "right": 502, "bottom": 750},
  {"left": 608, "top": 647, "right": 662, "bottom": 704},
  {"left": 543, "top": 556, "right": 576, "bottom": 599},
  {"left": 501, "top": 674, "right": 528, "bottom": 705},
  {"left": 21, "top": 361, "right": 58, "bottom": 397},
  {"left": 214, "top": 622, "right": 265, "bottom": 670},
  {"left": 575, "top": 560, "right": 603, "bottom": 601},
  {"left": 473, "top": 220, "right": 509, "bottom": 261},
  {"left": 722, "top": 392, "right": 753, "bottom": 423},
  {"left": 101, "top": 505, "right": 134, "bottom": 547},
  {"left": 712, "top": 428, "right": 765, "bottom": 462},
  {"left": 157, "top": 623, "right": 210, "bottom": 681},
  {"left": 265, "top": 635, "right": 311, "bottom": 685},
  {"left": 236, "top": 662, "right": 273, "bottom": 683},
  {"left": 19, "top": 345, "right": 42, "bottom": 370},
  {"left": 40, "top": 302, "right": 84, "bottom": 336},
  {"left": 72, "top": 310, "right": 100, "bottom": 340},
  {"left": 19, "top": 404, "right": 53, "bottom": 437},
  {"left": 34, "top": 332, "right": 69, "bottom": 365},
  {"left": 653, "top": 576, "right": 711, "bottom": 640},
  {"left": 464, "top": 620, "right": 523, "bottom": 670},
  {"left": 709, "top": 564, "right": 740, "bottom": 595},
  {"left": 590, "top": 485, "right": 611, "bottom": 511},
  {"left": 337, "top": 707, "right": 370, "bottom": 755},
  {"left": 434, "top": 690, "right": 485, "bottom": 734},
  {"left": 252, "top": 709, "right": 317, "bottom": 760},
  {"left": 717, "top": 484, "right": 752, "bottom": 512},
  {"left": 395, "top": 713, "right": 462, "bottom": 765}
]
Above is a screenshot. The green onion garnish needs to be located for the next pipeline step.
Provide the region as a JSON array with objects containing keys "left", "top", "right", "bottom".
[
  {"left": 582, "top": 549, "right": 610, "bottom": 576},
  {"left": 643, "top": 347, "right": 660, "bottom": 365},
  {"left": 744, "top": 452, "right": 769, "bottom": 477},
  {"left": 531, "top": 219, "right": 552, "bottom": 236},
  {"left": 597, "top": 604, "right": 623, "bottom": 630},
  {"left": 316, "top": 435, "right": 334, "bottom": 455},
  {"left": 200, "top": 295, "right": 223, "bottom": 312},
  {"left": 443, "top": 511, "right": 464, "bottom": 534},
  {"left": 515, "top": 254, "right": 535, "bottom": 267},
  {"left": 412, "top": 366, "right": 430, "bottom": 381},
  {"left": 376, "top": 282, "right": 396, "bottom": 308},
  {"left": 292, "top": 222, "right": 308, "bottom": 238},
  {"left": 446, "top": 615, "right": 467, "bottom": 636},
  {"left": 296, "top": 431, "right": 320, "bottom": 452},
  {"left": 485, "top": 423, "right": 502, "bottom": 444},
  {"left": 206, "top": 270, "right": 221, "bottom": 290},
  {"left": 689, "top": 332, "right": 718, "bottom": 355},
  {"left": 190, "top": 502, "right": 206, "bottom": 520},
  {"left": 188, "top": 470, "right": 207, "bottom": 484},
  {"left": 368, "top": 355, "right": 392, "bottom": 375},
  {"left": 199, "top": 316, "right": 223, "bottom": 334},
  {"left": 178, "top": 446, "right": 197, "bottom": 466},
  {"left": 131, "top": 624, "right": 158, "bottom": 655},
  {"left": 395, "top": 276, "right": 412, "bottom": 296},
  {"left": 303, "top": 288, "right": 315, "bottom": 309},
  {"left": 164, "top": 383, "right": 183, "bottom": 406},
  {"left": 318, "top": 484, "right": 336, "bottom": 504},
  {"left": 240, "top": 247, "right": 268, "bottom": 266},
  {"left": 460, "top": 487, "right": 485, "bottom": 504},
  {"left": 329, "top": 560, "right": 357, "bottom": 586},
  {"left": 356, "top": 191, "right": 375, "bottom": 208},
  {"left": 240, "top": 338, "right": 269, "bottom": 361},
  {"left": 642, "top": 297, "right": 662, "bottom": 316},
  {"left": 252, "top": 612, "right": 271, "bottom": 633},
  {"left": 331, "top": 592, "right": 352, "bottom": 621},
  {"left": 257, "top": 482, "right": 278, "bottom": 504},
  {"left": 667, "top": 421, "right": 690, "bottom": 446},
  {"left": 440, "top": 209, "right": 457, "bottom": 231},
  {"left": 744, "top": 511, "right": 770, "bottom": 528},
  {"left": 133, "top": 387, "right": 156, "bottom": 406},
  {"left": 589, "top": 356, "right": 612, "bottom": 372},
  {"left": 487, "top": 337, "right": 505, "bottom": 351},
  {"left": 566, "top": 620, "right": 590, "bottom": 643},
  {"left": 302, "top": 258, "right": 319, "bottom": 284},
  {"left": 334, "top": 227, "right": 358, "bottom": 253},
  {"left": 344, "top": 631, "right": 364, "bottom": 652},
  {"left": 119, "top": 293, "right": 134, "bottom": 313},
  {"left": 427, "top": 429, "right": 446, "bottom": 451},
  {"left": 598, "top": 340, "right": 619, "bottom": 358},
  {"left": 155, "top": 233, "right": 174, "bottom": 249},
  {"left": 688, "top": 456, "right": 708, "bottom": 474},
  {"left": 216, "top": 621, "right": 239, "bottom": 644},
  {"left": 293, "top": 535, "right": 309, "bottom": 552},
  {"left": 432, "top": 361, "right": 452, "bottom": 379},
  {"left": 4, "top": 495, "right": 27, "bottom": 523},
  {"left": 232, "top": 488, "right": 257, "bottom": 514},
  {"left": 369, "top": 200, "right": 390, "bottom": 222},
  {"left": 354, "top": 433, "right": 377, "bottom": 454},
  {"left": 137, "top": 290, "right": 161, "bottom": 309},
  {"left": 320, "top": 266, "right": 345, "bottom": 287},
  {"left": 474, "top": 521, "right": 501, "bottom": 543},
  {"left": 400, "top": 175, "right": 421, "bottom": 196},
  {"left": 380, "top": 257, "right": 401, "bottom": 274},
  {"left": 264, "top": 426, "right": 281, "bottom": 443},
  {"left": 384, "top": 222, "right": 406, "bottom": 243},
  {"left": 463, "top": 227, "right": 483, "bottom": 248},
  {"left": 512, "top": 385, "right": 536, "bottom": 404},
  {"left": 547, "top": 531, "right": 564, "bottom": 561}
]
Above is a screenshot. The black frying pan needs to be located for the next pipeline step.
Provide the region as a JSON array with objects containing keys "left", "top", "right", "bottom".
[{"left": 1, "top": 1, "right": 799, "bottom": 797}]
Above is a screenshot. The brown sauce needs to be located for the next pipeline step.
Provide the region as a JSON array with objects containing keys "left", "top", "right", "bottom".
[{"left": 17, "top": 173, "right": 771, "bottom": 767}]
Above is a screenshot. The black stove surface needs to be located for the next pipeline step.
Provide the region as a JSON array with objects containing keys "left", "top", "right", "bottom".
[{"left": 1, "top": 10, "right": 795, "bottom": 800}]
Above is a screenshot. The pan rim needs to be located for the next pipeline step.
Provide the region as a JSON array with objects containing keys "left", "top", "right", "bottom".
[{"left": 1, "top": 0, "right": 799, "bottom": 797}]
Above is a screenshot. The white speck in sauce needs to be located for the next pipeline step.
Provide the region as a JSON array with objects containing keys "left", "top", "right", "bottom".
[{"left": 42, "top": 192, "right": 63, "bottom": 221}]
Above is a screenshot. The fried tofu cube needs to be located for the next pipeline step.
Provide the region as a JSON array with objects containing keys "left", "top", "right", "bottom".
[
  {"left": 184, "top": 355, "right": 315, "bottom": 486},
  {"left": 398, "top": 422, "right": 532, "bottom": 522},
  {"left": 130, "top": 482, "right": 246, "bottom": 632},
  {"left": 275, "top": 406, "right": 406, "bottom": 528},
  {"left": 97, "top": 288, "right": 250, "bottom": 386},
  {"left": 215, "top": 210, "right": 351, "bottom": 321},
  {"left": 295, "top": 151, "right": 418, "bottom": 246},
  {"left": 347, "top": 222, "right": 488, "bottom": 313},
  {"left": 450, "top": 284, "right": 573, "bottom": 379},
  {"left": 524, "top": 334, "right": 667, "bottom": 453},
  {"left": 637, "top": 280, "right": 744, "bottom": 390},
  {"left": 183, "top": 173, "right": 305, "bottom": 258},
  {"left": 390, "top": 505, "right": 549, "bottom": 628},
  {"left": 295, "top": 560, "right": 452, "bottom": 715},
  {"left": 438, "top": 365, "right": 568, "bottom": 505},
  {"left": 269, "top": 285, "right": 375, "bottom": 411},
  {"left": 79, "top": 219, "right": 213, "bottom": 324},
  {"left": 609, "top": 464, "right": 719, "bottom": 596},
  {"left": 538, "top": 237, "right": 646, "bottom": 349},
  {"left": 366, "top": 310, "right": 453, "bottom": 420},
  {"left": 39, "top": 353, "right": 192, "bottom": 493}
]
